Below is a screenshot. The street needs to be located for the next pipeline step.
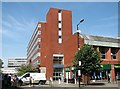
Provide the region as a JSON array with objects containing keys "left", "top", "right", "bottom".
[{"left": 1, "top": 80, "right": 119, "bottom": 89}]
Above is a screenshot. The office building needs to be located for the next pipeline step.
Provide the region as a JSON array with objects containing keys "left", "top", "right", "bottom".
[
  {"left": 27, "top": 8, "right": 120, "bottom": 81},
  {"left": 8, "top": 57, "right": 27, "bottom": 67}
]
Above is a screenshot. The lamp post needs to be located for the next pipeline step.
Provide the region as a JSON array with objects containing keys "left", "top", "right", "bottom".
[
  {"left": 78, "top": 61, "right": 81, "bottom": 87},
  {"left": 77, "top": 19, "right": 84, "bottom": 87},
  {"left": 77, "top": 18, "right": 84, "bottom": 49},
  {"left": 77, "top": 19, "right": 84, "bottom": 30}
]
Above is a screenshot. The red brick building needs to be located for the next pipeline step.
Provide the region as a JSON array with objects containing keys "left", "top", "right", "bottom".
[{"left": 27, "top": 8, "right": 120, "bottom": 81}]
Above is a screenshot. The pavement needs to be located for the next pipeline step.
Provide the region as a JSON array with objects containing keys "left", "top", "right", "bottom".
[
  {"left": 19, "top": 80, "right": 119, "bottom": 88},
  {"left": 1, "top": 80, "right": 120, "bottom": 89},
  {"left": 49, "top": 80, "right": 119, "bottom": 87}
]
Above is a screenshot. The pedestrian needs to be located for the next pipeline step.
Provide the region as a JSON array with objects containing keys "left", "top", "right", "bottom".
[
  {"left": 4, "top": 74, "right": 8, "bottom": 86},
  {"left": 12, "top": 75, "right": 18, "bottom": 87},
  {"left": 29, "top": 76, "right": 32, "bottom": 87},
  {"left": 8, "top": 75, "right": 11, "bottom": 86},
  {"left": 32, "top": 78, "right": 34, "bottom": 87},
  {"left": 11, "top": 76, "right": 14, "bottom": 86},
  {"left": 108, "top": 74, "right": 110, "bottom": 83}
]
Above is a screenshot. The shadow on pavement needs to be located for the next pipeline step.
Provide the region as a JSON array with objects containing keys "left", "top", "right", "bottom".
[
  {"left": 1, "top": 86, "right": 24, "bottom": 89},
  {"left": 88, "top": 83, "right": 105, "bottom": 86}
]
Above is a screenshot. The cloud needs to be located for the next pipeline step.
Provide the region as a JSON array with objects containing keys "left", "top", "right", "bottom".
[{"left": 2, "top": 15, "right": 37, "bottom": 40}]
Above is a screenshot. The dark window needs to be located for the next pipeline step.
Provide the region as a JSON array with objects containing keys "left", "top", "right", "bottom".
[
  {"left": 112, "top": 54, "right": 116, "bottom": 59},
  {"left": 99, "top": 47, "right": 106, "bottom": 59},
  {"left": 111, "top": 48, "right": 117, "bottom": 59},
  {"left": 23, "top": 73, "right": 30, "bottom": 77},
  {"left": 59, "top": 36, "right": 62, "bottom": 38},
  {"left": 39, "top": 45, "right": 40, "bottom": 48},
  {"left": 58, "top": 21, "right": 61, "bottom": 23},
  {"left": 58, "top": 28, "right": 61, "bottom": 31},
  {"left": 58, "top": 10, "right": 62, "bottom": 13}
]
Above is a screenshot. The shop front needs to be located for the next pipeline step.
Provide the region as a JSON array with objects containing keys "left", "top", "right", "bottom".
[{"left": 114, "top": 64, "right": 120, "bottom": 80}]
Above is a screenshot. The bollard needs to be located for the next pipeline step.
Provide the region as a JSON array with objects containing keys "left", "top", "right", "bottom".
[
  {"left": 59, "top": 79, "right": 61, "bottom": 84},
  {"left": 75, "top": 78, "right": 77, "bottom": 84},
  {"left": 50, "top": 77, "right": 53, "bottom": 87},
  {"left": 66, "top": 79, "right": 68, "bottom": 84}
]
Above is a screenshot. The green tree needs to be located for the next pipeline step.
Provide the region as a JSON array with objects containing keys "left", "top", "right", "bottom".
[
  {"left": 17, "top": 64, "right": 38, "bottom": 76},
  {"left": 73, "top": 44, "right": 102, "bottom": 84}
]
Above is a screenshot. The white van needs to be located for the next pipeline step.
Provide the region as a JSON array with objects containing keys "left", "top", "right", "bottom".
[{"left": 18, "top": 72, "right": 46, "bottom": 85}]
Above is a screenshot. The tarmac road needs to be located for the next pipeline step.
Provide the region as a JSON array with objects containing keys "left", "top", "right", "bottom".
[{"left": 1, "top": 80, "right": 119, "bottom": 89}]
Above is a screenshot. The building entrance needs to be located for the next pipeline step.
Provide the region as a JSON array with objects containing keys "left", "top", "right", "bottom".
[{"left": 53, "top": 68, "right": 63, "bottom": 80}]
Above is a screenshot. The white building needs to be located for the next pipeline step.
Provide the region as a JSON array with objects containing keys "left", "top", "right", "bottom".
[
  {"left": 1, "top": 67, "right": 17, "bottom": 74},
  {"left": 8, "top": 57, "right": 27, "bottom": 67},
  {"left": 1, "top": 57, "right": 27, "bottom": 74}
]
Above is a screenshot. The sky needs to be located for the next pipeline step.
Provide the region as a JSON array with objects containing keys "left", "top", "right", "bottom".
[{"left": 1, "top": 2, "right": 118, "bottom": 67}]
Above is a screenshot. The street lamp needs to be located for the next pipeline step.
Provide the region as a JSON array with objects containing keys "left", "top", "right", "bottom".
[
  {"left": 77, "top": 19, "right": 84, "bottom": 87},
  {"left": 77, "top": 18, "right": 84, "bottom": 31},
  {"left": 77, "top": 18, "right": 84, "bottom": 49},
  {"left": 78, "top": 61, "right": 81, "bottom": 87}
]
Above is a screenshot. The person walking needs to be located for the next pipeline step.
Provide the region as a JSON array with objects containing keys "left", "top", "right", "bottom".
[
  {"left": 108, "top": 73, "right": 111, "bottom": 83},
  {"left": 29, "top": 76, "right": 32, "bottom": 87},
  {"left": 32, "top": 78, "right": 34, "bottom": 87},
  {"left": 8, "top": 75, "right": 11, "bottom": 86}
]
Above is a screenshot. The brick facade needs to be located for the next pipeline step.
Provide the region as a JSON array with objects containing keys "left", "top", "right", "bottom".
[{"left": 27, "top": 8, "right": 120, "bottom": 81}]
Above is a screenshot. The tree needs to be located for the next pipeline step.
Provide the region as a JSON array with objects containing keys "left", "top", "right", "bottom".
[
  {"left": 0, "top": 59, "right": 3, "bottom": 68},
  {"left": 73, "top": 44, "right": 102, "bottom": 84},
  {"left": 0, "top": 59, "right": 3, "bottom": 74},
  {"left": 17, "top": 64, "right": 38, "bottom": 76}
]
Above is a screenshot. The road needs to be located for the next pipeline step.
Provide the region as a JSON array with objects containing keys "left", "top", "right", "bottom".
[{"left": 1, "top": 80, "right": 119, "bottom": 89}]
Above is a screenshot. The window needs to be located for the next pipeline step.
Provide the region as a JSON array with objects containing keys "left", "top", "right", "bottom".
[
  {"left": 100, "top": 47, "right": 106, "bottom": 59},
  {"left": 58, "top": 10, "right": 62, "bottom": 44},
  {"left": 23, "top": 73, "right": 30, "bottom": 78},
  {"left": 38, "top": 30, "right": 41, "bottom": 35},
  {"left": 58, "top": 10, "right": 62, "bottom": 13},
  {"left": 59, "top": 36, "right": 62, "bottom": 38},
  {"left": 58, "top": 21, "right": 61, "bottom": 23},
  {"left": 58, "top": 31, "right": 62, "bottom": 36},
  {"left": 111, "top": 53, "right": 116, "bottom": 59},
  {"left": 38, "top": 38, "right": 41, "bottom": 42},
  {"left": 58, "top": 28, "right": 61, "bottom": 31},
  {"left": 58, "top": 10, "right": 62, "bottom": 21},
  {"left": 38, "top": 24, "right": 41, "bottom": 28},
  {"left": 58, "top": 38, "right": 62, "bottom": 44},
  {"left": 111, "top": 48, "right": 117, "bottom": 59},
  {"left": 39, "top": 45, "right": 40, "bottom": 48},
  {"left": 58, "top": 23, "right": 62, "bottom": 28},
  {"left": 53, "top": 68, "right": 63, "bottom": 80},
  {"left": 53, "top": 55, "right": 63, "bottom": 64}
]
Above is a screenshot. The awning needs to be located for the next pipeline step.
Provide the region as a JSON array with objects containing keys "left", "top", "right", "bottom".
[
  {"left": 101, "top": 64, "right": 111, "bottom": 70},
  {"left": 114, "top": 65, "right": 120, "bottom": 68}
]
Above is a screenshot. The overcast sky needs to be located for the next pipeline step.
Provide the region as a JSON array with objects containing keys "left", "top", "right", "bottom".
[{"left": 1, "top": 2, "right": 118, "bottom": 67}]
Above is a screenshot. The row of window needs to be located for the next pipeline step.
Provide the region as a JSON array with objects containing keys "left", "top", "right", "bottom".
[
  {"left": 27, "top": 30, "right": 41, "bottom": 54},
  {"left": 58, "top": 10, "right": 62, "bottom": 44},
  {"left": 53, "top": 68, "right": 63, "bottom": 80},
  {"left": 27, "top": 44, "right": 40, "bottom": 60},
  {"left": 32, "top": 60, "right": 40, "bottom": 66},
  {"left": 53, "top": 55, "right": 64, "bottom": 64},
  {"left": 98, "top": 47, "right": 118, "bottom": 59},
  {"left": 28, "top": 24, "right": 41, "bottom": 51},
  {"left": 101, "top": 53, "right": 116, "bottom": 59},
  {"left": 27, "top": 39, "right": 40, "bottom": 58},
  {"left": 31, "top": 52, "right": 41, "bottom": 61}
]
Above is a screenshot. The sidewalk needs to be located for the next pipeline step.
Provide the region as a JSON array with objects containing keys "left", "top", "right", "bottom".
[{"left": 51, "top": 80, "right": 119, "bottom": 87}]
